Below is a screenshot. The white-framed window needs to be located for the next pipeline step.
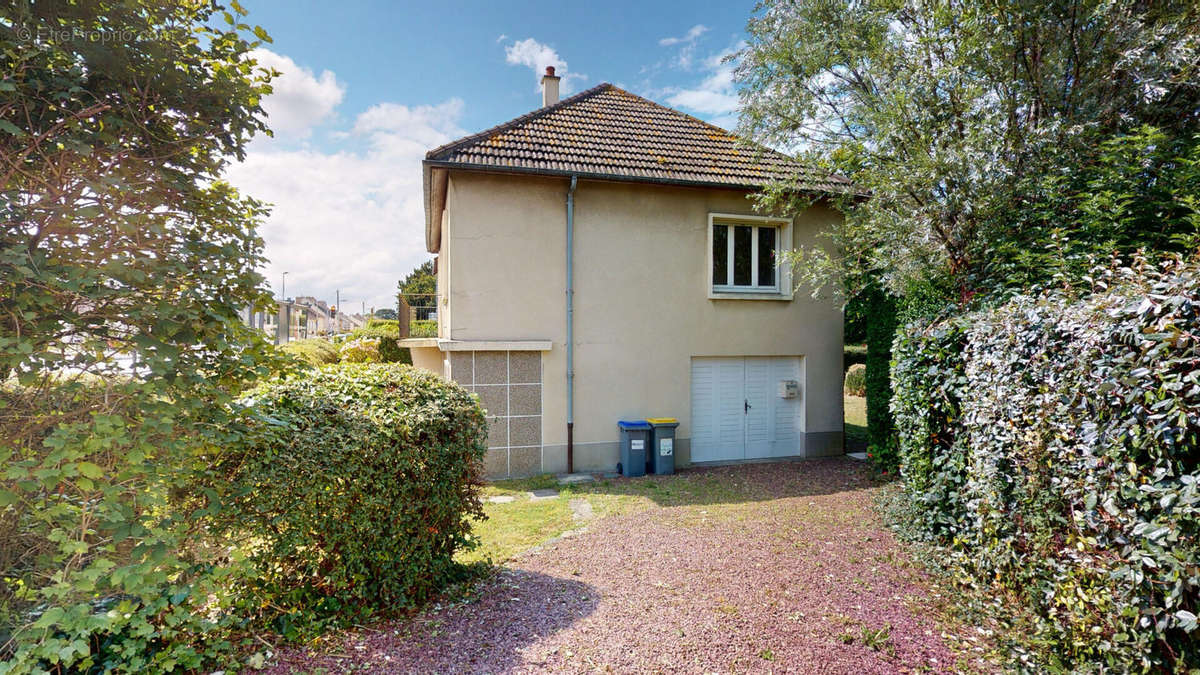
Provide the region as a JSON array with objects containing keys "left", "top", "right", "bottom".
[{"left": 707, "top": 213, "right": 792, "bottom": 299}]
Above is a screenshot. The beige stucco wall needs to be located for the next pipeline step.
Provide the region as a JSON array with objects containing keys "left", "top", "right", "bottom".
[{"left": 439, "top": 171, "right": 844, "bottom": 473}]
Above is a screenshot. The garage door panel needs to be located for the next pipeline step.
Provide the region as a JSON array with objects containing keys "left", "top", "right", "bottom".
[
  {"left": 691, "top": 356, "right": 804, "bottom": 463},
  {"left": 769, "top": 357, "right": 803, "bottom": 457},
  {"left": 690, "top": 360, "right": 717, "bottom": 461},
  {"left": 744, "top": 359, "right": 773, "bottom": 459}
]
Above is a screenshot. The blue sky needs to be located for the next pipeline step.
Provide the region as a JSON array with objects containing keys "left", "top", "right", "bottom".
[{"left": 225, "top": 0, "right": 757, "bottom": 312}]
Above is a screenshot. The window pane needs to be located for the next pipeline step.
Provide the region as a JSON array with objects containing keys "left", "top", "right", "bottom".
[
  {"left": 712, "top": 224, "right": 727, "bottom": 285},
  {"left": 757, "top": 226, "right": 776, "bottom": 287},
  {"left": 733, "top": 225, "right": 752, "bottom": 285}
]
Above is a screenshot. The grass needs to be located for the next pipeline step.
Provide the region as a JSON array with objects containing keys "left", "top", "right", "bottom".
[
  {"left": 845, "top": 393, "right": 867, "bottom": 452},
  {"left": 458, "top": 469, "right": 778, "bottom": 564},
  {"left": 461, "top": 401, "right": 873, "bottom": 564}
]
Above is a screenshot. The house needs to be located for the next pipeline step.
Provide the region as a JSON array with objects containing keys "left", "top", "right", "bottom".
[
  {"left": 293, "top": 296, "right": 333, "bottom": 335},
  {"left": 404, "top": 67, "right": 849, "bottom": 479}
]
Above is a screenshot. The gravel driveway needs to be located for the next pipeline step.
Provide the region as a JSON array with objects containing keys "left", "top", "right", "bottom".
[{"left": 269, "top": 459, "right": 980, "bottom": 673}]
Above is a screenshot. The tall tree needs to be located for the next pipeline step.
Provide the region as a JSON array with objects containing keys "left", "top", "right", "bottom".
[
  {"left": 736, "top": 0, "right": 1200, "bottom": 303},
  {"left": 1, "top": 1, "right": 279, "bottom": 669},
  {"left": 398, "top": 259, "right": 435, "bottom": 309}
]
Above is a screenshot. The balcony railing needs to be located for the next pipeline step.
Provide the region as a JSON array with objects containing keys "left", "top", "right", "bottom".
[{"left": 398, "top": 293, "right": 437, "bottom": 338}]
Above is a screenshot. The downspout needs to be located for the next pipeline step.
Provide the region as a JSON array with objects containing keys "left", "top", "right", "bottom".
[{"left": 566, "top": 175, "right": 578, "bottom": 474}]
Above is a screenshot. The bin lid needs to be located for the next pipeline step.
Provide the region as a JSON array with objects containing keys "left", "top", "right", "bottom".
[
  {"left": 617, "top": 420, "right": 651, "bottom": 430},
  {"left": 646, "top": 417, "right": 678, "bottom": 425}
]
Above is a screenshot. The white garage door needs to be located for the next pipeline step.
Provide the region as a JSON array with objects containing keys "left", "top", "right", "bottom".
[{"left": 691, "top": 356, "right": 803, "bottom": 463}]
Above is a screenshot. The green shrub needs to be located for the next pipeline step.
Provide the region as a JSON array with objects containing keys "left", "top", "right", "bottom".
[
  {"left": 843, "top": 363, "right": 866, "bottom": 396},
  {"left": 212, "top": 365, "right": 488, "bottom": 631},
  {"left": 843, "top": 344, "right": 866, "bottom": 372},
  {"left": 348, "top": 322, "right": 411, "bottom": 364},
  {"left": 410, "top": 319, "right": 437, "bottom": 338},
  {"left": 892, "top": 256, "right": 1200, "bottom": 670},
  {"left": 281, "top": 338, "right": 339, "bottom": 366},
  {"left": 339, "top": 336, "right": 381, "bottom": 363},
  {"left": 864, "top": 286, "right": 898, "bottom": 467},
  {"left": 1, "top": 383, "right": 260, "bottom": 674}
]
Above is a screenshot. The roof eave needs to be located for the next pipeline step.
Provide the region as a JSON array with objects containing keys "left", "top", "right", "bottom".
[
  {"left": 421, "top": 159, "right": 854, "bottom": 196},
  {"left": 422, "top": 164, "right": 449, "bottom": 254}
]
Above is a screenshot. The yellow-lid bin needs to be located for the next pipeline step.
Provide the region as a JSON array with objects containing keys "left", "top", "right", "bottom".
[{"left": 646, "top": 417, "right": 677, "bottom": 424}]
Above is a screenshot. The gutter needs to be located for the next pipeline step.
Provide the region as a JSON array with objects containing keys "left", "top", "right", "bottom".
[
  {"left": 566, "top": 175, "right": 577, "bottom": 474},
  {"left": 421, "top": 158, "right": 858, "bottom": 194}
]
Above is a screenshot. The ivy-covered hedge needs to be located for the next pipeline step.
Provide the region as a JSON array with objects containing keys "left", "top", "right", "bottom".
[
  {"left": 892, "top": 257, "right": 1200, "bottom": 670},
  {"left": 211, "top": 364, "right": 488, "bottom": 631}
]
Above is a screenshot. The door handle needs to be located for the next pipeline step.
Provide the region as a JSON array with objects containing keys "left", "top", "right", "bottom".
[{"left": 744, "top": 399, "right": 751, "bottom": 413}]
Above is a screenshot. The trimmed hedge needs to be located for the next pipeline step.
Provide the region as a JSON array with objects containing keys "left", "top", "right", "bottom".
[
  {"left": 864, "top": 287, "right": 899, "bottom": 469},
  {"left": 892, "top": 257, "right": 1200, "bottom": 670},
  {"left": 213, "top": 365, "right": 488, "bottom": 630},
  {"left": 843, "top": 363, "right": 866, "bottom": 396},
  {"left": 281, "top": 338, "right": 339, "bottom": 367},
  {"left": 843, "top": 343, "right": 867, "bottom": 372}
]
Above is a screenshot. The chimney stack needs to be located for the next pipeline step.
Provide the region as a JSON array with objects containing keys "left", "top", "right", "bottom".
[{"left": 541, "top": 66, "right": 560, "bottom": 107}]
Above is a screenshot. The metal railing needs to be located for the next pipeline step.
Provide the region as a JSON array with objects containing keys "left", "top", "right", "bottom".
[{"left": 398, "top": 293, "right": 437, "bottom": 338}]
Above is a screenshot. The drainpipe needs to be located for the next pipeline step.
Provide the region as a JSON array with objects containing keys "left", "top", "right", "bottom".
[{"left": 566, "top": 175, "right": 578, "bottom": 474}]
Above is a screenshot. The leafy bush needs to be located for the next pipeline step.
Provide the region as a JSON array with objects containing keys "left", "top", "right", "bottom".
[
  {"left": 411, "top": 319, "right": 438, "bottom": 338},
  {"left": 348, "top": 321, "right": 411, "bottom": 364},
  {"left": 843, "top": 363, "right": 866, "bottom": 397},
  {"left": 339, "top": 337, "right": 381, "bottom": 363},
  {"left": 892, "top": 256, "right": 1200, "bottom": 670},
  {"left": 864, "top": 286, "right": 898, "bottom": 468},
  {"left": 1, "top": 3, "right": 277, "bottom": 671},
  {"left": 843, "top": 344, "right": 866, "bottom": 372},
  {"left": 211, "top": 365, "right": 488, "bottom": 631},
  {"left": 282, "top": 338, "right": 339, "bottom": 367}
]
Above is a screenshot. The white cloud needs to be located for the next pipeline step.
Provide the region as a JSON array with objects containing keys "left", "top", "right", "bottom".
[
  {"left": 658, "top": 24, "right": 710, "bottom": 69},
  {"left": 226, "top": 52, "right": 466, "bottom": 312},
  {"left": 664, "top": 45, "right": 743, "bottom": 129},
  {"left": 503, "top": 37, "right": 588, "bottom": 95},
  {"left": 251, "top": 49, "right": 345, "bottom": 137},
  {"left": 659, "top": 24, "right": 708, "bottom": 46}
]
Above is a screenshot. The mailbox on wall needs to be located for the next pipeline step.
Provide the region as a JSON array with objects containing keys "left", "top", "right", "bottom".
[{"left": 778, "top": 379, "right": 800, "bottom": 399}]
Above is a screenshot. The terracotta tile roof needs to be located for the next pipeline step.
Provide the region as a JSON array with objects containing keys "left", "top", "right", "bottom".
[{"left": 424, "top": 83, "right": 850, "bottom": 193}]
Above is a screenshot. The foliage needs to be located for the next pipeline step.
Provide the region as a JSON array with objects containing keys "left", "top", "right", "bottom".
[
  {"left": 410, "top": 319, "right": 438, "bottom": 338},
  {"left": 0, "top": 2, "right": 277, "bottom": 672},
  {"left": 367, "top": 318, "right": 399, "bottom": 331},
  {"left": 339, "top": 337, "right": 381, "bottom": 363},
  {"left": 209, "top": 365, "right": 488, "bottom": 631},
  {"left": 987, "top": 128, "right": 1200, "bottom": 295},
  {"left": 863, "top": 286, "right": 898, "bottom": 470},
  {"left": 398, "top": 260, "right": 435, "bottom": 309},
  {"left": 843, "top": 363, "right": 866, "bottom": 397},
  {"left": 737, "top": 0, "right": 1200, "bottom": 302},
  {"left": 843, "top": 344, "right": 866, "bottom": 372},
  {"left": 891, "top": 256, "right": 1200, "bottom": 670},
  {"left": 373, "top": 308, "right": 398, "bottom": 321},
  {"left": 281, "top": 338, "right": 339, "bottom": 367},
  {"left": 349, "top": 321, "right": 411, "bottom": 364}
]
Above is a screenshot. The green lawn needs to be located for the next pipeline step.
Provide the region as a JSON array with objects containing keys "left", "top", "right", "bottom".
[
  {"left": 460, "top": 469, "right": 787, "bottom": 564},
  {"left": 845, "top": 393, "right": 867, "bottom": 451},
  {"left": 460, "top": 397, "right": 873, "bottom": 564}
]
